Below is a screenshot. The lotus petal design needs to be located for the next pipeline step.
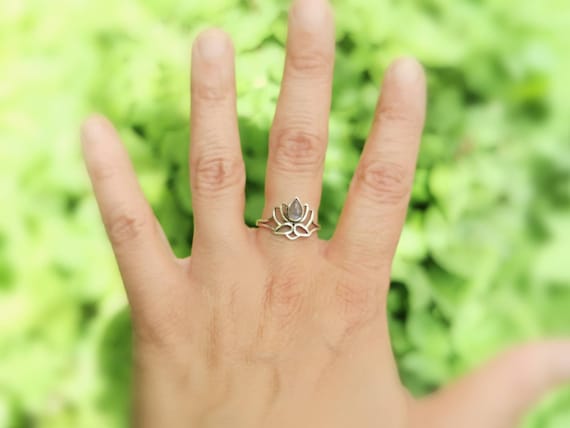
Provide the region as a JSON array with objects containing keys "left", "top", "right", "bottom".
[{"left": 256, "top": 197, "right": 320, "bottom": 240}]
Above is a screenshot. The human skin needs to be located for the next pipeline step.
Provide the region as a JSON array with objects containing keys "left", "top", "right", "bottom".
[{"left": 80, "top": 0, "right": 570, "bottom": 427}]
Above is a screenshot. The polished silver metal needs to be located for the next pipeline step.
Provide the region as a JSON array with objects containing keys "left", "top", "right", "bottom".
[{"left": 256, "top": 197, "right": 320, "bottom": 240}]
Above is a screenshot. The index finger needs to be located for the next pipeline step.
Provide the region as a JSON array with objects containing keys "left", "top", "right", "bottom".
[{"left": 81, "top": 115, "right": 177, "bottom": 310}]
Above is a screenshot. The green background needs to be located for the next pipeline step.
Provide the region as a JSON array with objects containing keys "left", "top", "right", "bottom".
[{"left": 1, "top": 0, "right": 569, "bottom": 426}]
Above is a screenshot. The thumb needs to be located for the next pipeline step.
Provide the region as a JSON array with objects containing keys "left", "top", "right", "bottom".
[{"left": 412, "top": 340, "right": 570, "bottom": 428}]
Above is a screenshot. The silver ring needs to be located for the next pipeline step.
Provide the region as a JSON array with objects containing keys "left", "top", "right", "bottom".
[{"left": 256, "top": 197, "right": 320, "bottom": 240}]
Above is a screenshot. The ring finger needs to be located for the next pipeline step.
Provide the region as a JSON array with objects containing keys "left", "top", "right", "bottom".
[{"left": 260, "top": 0, "right": 335, "bottom": 244}]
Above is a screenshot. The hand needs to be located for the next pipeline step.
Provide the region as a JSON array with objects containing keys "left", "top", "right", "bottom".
[{"left": 80, "top": 0, "right": 570, "bottom": 426}]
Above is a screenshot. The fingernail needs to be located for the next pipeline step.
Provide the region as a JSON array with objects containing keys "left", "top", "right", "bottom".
[
  {"left": 293, "top": 0, "right": 328, "bottom": 29},
  {"left": 389, "top": 57, "right": 423, "bottom": 85},
  {"left": 197, "top": 29, "right": 228, "bottom": 60}
]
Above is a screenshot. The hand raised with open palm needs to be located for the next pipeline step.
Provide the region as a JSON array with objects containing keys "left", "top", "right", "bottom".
[{"left": 81, "top": 0, "right": 570, "bottom": 426}]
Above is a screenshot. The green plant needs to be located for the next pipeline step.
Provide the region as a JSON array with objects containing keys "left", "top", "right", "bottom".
[{"left": 0, "top": 0, "right": 569, "bottom": 426}]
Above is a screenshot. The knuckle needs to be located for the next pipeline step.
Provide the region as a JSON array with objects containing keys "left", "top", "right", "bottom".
[
  {"left": 355, "top": 159, "right": 410, "bottom": 205},
  {"left": 134, "top": 308, "right": 186, "bottom": 350},
  {"left": 271, "top": 128, "right": 325, "bottom": 174},
  {"left": 106, "top": 209, "right": 148, "bottom": 248},
  {"left": 375, "top": 102, "right": 415, "bottom": 126},
  {"left": 90, "top": 162, "right": 118, "bottom": 182},
  {"left": 192, "top": 152, "right": 245, "bottom": 196},
  {"left": 288, "top": 50, "right": 333, "bottom": 76},
  {"left": 264, "top": 272, "right": 306, "bottom": 328},
  {"left": 192, "top": 79, "right": 230, "bottom": 103},
  {"left": 334, "top": 276, "right": 379, "bottom": 331}
]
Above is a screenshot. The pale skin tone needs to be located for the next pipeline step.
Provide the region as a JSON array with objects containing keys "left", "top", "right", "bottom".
[{"left": 80, "top": 0, "right": 570, "bottom": 427}]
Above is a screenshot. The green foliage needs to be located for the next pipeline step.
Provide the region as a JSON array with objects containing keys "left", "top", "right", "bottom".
[{"left": 1, "top": 0, "right": 569, "bottom": 426}]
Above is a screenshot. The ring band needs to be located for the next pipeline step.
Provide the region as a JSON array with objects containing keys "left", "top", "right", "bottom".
[{"left": 256, "top": 197, "right": 320, "bottom": 240}]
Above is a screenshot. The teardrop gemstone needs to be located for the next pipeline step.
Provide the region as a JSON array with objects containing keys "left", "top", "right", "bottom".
[{"left": 287, "top": 198, "right": 303, "bottom": 222}]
